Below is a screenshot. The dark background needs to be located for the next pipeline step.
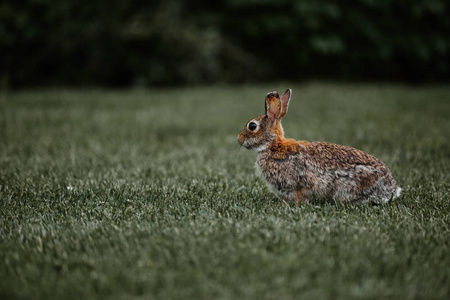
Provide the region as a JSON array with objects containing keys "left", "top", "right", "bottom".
[{"left": 1, "top": 0, "right": 449, "bottom": 88}]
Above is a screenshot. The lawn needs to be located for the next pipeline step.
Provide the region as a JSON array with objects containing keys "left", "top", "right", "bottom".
[{"left": 0, "top": 83, "right": 449, "bottom": 299}]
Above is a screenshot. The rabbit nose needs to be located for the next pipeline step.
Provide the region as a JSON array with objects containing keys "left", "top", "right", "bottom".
[{"left": 238, "top": 132, "right": 246, "bottom": 145}]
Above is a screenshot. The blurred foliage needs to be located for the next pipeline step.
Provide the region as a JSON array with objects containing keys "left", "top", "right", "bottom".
[{"left": 0, "top": 0, "right": 449, "bottom": 87}]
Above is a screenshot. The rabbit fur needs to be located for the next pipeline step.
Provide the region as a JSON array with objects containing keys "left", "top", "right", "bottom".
[{"left": 238, "top": 89, "right": 401, "bottom": 205}]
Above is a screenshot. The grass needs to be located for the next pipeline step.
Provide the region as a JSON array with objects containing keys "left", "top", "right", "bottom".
[{"left": 0, "top": 83, "right": 449, "bottom": 300}]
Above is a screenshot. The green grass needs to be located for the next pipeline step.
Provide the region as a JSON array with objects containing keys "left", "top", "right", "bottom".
[{"left": 0, "top": 83, "right": 449, "bottom": 300}]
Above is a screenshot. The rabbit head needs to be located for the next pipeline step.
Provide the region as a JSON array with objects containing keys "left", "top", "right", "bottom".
[{"left": 238, "top": 89, "right": 291, "bottom": 152}]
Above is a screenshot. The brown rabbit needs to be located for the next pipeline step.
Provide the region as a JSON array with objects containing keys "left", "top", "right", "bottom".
[{"left": 238, "top": 89, "right": 401, "bottom": 205}]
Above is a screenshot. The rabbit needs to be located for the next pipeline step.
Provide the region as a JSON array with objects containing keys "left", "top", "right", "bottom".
[{"left": 238, "top": 89, "right": 401, "bottom": 205}]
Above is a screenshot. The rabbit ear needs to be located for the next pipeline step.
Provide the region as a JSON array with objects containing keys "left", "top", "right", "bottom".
[
  {"left": 279, "top": 89, "right": 291, "bottom": 119},
  {"left": 265, "top": 91, "right": 281, "bottom": 122},
  {"left": 265, "top": 89, "right": 291, "bottom": 121}
]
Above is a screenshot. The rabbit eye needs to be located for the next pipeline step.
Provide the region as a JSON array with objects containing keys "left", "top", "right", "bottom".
[{"left": 248, "top": 122, "right": 258, "bottom": 131}]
